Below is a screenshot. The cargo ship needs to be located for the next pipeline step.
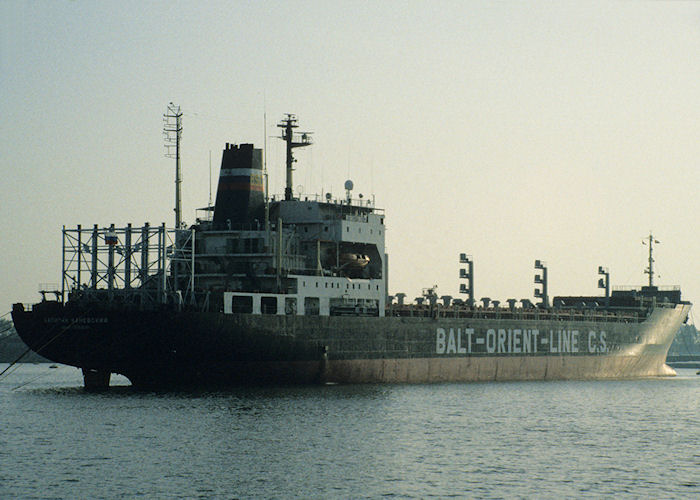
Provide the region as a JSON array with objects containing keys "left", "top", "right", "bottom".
[{"left": 11, "top": 112, "right": 692, "bottom": 390}]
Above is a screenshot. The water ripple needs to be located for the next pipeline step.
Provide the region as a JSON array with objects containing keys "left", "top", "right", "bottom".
[{"left": 1, "top": 364, "right": 699, "bottom": 498}]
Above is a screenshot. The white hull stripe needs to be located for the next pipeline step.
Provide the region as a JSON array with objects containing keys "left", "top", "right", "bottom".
[{"left": 220, "top": 168, "right": 261, "bottom": 177}]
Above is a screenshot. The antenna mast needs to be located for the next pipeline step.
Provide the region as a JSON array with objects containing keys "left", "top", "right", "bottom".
[
  {"left": 164, "top": 103, "right": 183, "bottom": 228},
  {"left": 264, "top": 107, "right": 269, "bottom": 232},
  {"left": 643, "top": 232, "right": 660, "bottom": 287},
  {"left": 277, "top": 114, "right": 312, "bottom": 201},
  {"left": 208, "top": 150, "right": 212, "bottom": 209}
]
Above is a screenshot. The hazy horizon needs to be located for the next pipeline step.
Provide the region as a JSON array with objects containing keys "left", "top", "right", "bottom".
[{"left": 1, "top": 1, "right": 698, "bottom": 318}]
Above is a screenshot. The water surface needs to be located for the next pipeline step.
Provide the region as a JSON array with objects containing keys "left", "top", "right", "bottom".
[{"left": 1, "top": 364, "right": 698, "bottom": 498}]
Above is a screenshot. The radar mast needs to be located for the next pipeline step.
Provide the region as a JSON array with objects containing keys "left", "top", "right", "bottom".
[
  {"left": 277, "top": 114, "right": 312, "bottom": 201},
  {"left": 643, "top": 232, "right": 660, "bottom": 287}
]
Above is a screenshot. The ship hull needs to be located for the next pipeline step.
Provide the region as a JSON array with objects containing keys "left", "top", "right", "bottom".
[{"left": 11, "top": 302, "right": 690, "bottom": 389}]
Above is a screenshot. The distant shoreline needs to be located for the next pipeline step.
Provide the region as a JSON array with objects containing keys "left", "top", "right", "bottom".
[{"left": 0, "top": 332, "right": 49, "bottom": 363}]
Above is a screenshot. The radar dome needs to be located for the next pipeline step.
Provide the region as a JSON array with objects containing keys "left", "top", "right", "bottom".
[{"left": 344, "top": 180, "right": 354, "bottom": 191}]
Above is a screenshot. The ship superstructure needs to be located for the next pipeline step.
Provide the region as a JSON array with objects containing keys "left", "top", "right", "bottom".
[
  {"left": 196, "top": 115, "right": 387, "bottom": 317},
  {"left": 53, "top": 115, "right": 387, "bottom": 320}
]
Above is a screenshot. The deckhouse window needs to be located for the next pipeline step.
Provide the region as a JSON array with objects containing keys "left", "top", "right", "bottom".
[
  {"left": 232, "top": 295, "right": 253, "bottom": 314},
  {"left": 285, "top": 297, "right": 297, "bottom": 315},
  {"left": 305, "top": 297, "right": 320, "bottom": 316},
  {"left": 261, "top": 297, "right": 277, "bottom": 315}
]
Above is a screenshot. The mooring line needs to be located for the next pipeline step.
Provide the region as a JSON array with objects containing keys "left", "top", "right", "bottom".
[
  {"left": 0, "top": 311, "right": 15, "bottom": 336},
  {"left": 0, "top": 347, "right": 34, "bottom": 379},
  {"left": 0, "top": 314, "right": 85, "bottom": 382},
  {"left": 0, "top": 304, "right": 115, "bottom": 389}
]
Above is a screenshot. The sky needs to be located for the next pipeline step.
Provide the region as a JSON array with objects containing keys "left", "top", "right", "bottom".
[{"left": 1, "top": 1, "right": 699, "bottom": 320}]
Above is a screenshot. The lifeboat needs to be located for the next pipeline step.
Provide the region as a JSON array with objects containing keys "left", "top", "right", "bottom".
[{"left": 339, "top": 253, "right": 370, "bottom": 269}]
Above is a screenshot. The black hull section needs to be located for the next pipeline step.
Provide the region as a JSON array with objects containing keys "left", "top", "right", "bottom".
[
  {"left": 11, "top": 303, "right": 326, "bottom": 388},
  {"left": 11, "top": 302, "right": 689, "bottom": 389}
]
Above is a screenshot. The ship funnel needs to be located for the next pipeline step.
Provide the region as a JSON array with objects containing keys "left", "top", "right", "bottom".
[{"left": 213, "top": 143, "right": 264, "bottom": 228}]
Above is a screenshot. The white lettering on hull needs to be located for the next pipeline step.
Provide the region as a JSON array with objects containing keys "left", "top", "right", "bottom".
[
  {"left": 436, "top": 327, "right": 609, "bottom": 354},
  {"left": 437, "top": 327, "right": 475, "bottom": 354}
]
